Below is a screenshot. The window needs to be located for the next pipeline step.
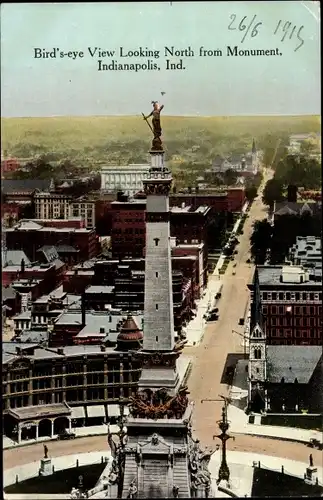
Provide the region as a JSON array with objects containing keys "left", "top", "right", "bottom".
[
  {"left": 295, "top": 317, "right": 300, "bottom": 326},
  {"left": 155, "top": 304, "right": 158, "bottom": 310},
  {"left": 272, "top": 292, "right": 277, "bottom": 300},
  {"left": 310, "top": 306, "right": 314, "bottom": 315},
  {"left": 263, "top": 292, "right": 268, "bottom": 300},
  {"left": 295, "top": 292, "right": 300, "bottom": 301},
  {"left": 286, "top": 292, "right": 291, "bottom": 300},
  {"left": 309, "top": 293, "right": 315, "bottom": 301},
  {"left": 154, "top": 238, "right": 160, "bottom": 246},
  {"left": 310, "top": 318, "right": 315, "bottom": 327},
  {"left": 279, "top": 306, "right": 284, "bottom": 314},
  {"left": 271, "top": 305, "right": 277, "bottom": 314},
  {"left": 155, "top": 272, "right": 159, "bottom": 278},
  {"left": 254, "top": 348, "right": 261, "bottom": 359},
  {"left": 295, "top": 306, "right": 300, "bottom": 314},
  {"left": 279, "top": 293, "right": 284, "bottom": 300},
  {"left": 156, "top": 336, "right": 158, "bottom": 342}
]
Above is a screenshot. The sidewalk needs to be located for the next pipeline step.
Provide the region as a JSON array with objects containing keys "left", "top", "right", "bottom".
[
  {"left": 227, "top": 404, "right": 323, "bottom": 445},
  {"left": 183, "top": 279, "right": 223, "bottom": 346},
  {"left": 3, "top": 424, "right": 120, "bottom": 450}
]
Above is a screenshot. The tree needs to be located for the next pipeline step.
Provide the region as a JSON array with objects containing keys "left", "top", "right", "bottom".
[
  {"left": 245, "top": 185, "right": 258, "bottom": 202},
  {"left": 223, "top": 168, "right": 238, "bottom": 186},
  {"left": 250, "top": 219, "right": 273, "bottom": 264},
  {"left": 275, "top": 154, "right": 321, "bottom": 190},
  {"left": 262, "top": 179, "right": 284, "bottom": 208}
]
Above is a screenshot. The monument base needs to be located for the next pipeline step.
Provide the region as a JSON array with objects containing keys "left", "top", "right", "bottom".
[
  {"left": 305, "top": 466, "right": 318, "bottom": 485},
  {"left": 39, "top": 458, "right": 52, "bottom": 476}
]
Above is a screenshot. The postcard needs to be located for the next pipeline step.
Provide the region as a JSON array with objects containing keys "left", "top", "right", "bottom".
[{"left": 2, "top": 2, "right": 321, "bottom": 499}]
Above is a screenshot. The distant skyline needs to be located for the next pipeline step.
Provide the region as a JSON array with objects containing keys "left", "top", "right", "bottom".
[{"left": 1, "top": 2, "right": 320, "bottom": 118}]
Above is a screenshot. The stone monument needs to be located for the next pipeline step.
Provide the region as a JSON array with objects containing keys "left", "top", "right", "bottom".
[
  {"left": 39, "top": 444, "right": 52, "bottom": 476},
  {"left": 305, "top": 453, "right": 318, "bottom": 485},
  {"left": 105, "top": 101, "right": 214, "bottom": 498}
]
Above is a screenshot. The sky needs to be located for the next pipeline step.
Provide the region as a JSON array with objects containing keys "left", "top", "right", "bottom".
[{"left": 1, "top": 1, "right": 320, "bottom": 117}]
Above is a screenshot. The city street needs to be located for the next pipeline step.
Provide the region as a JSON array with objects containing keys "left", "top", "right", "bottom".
[
  {"left": 6, "top": 168, "right": 318, "bottom": 472},
  {"left": 4, "top": 432, "right": 322, "bottom": 471},
  {"left": 185, "top": 169, "right": 276, "bottom": 443}
]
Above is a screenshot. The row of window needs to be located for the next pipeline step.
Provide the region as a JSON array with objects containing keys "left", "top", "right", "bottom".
[
  {"left": 263, "top": 305, "right": 322, "bottom": 316},
  {"left": 5, "top": 386, "right": 136, "bottom": 409},
  {"left": 262, "top": 291, "right": 322, "bottom": 302},
  {"left": 267, "top": 316, "right": 321, "bottom": 327},
  {"left": 267, "top": 329, "right": 319, "bottom": 338}
]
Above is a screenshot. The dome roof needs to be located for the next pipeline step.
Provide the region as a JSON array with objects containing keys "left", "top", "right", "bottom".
[{"left": 117, "top": 315, "right": 143, "bottom": 343}]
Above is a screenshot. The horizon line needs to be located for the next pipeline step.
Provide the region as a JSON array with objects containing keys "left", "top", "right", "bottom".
[{"left": 1, "top": 113, "right": 321, "bottom": 119}]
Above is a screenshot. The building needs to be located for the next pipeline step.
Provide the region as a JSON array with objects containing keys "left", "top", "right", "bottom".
[
  {"left": 248, "top": 265, "right": 322, "bottom": 346},
  {"left": 100, "top": 164, "right": 150, "bottom": 195},
  {"left": 170, "top": 187, "right": 246, "bottom": 213},
  {"left": 86, "top": 259, "right": 195, "bottom": 332},
  {"left": 5, "top": 220, "right": 98, "bottom": 261},
  {"left": 288, "top": 236, "right": 321, "bottom": 268},
  {"left": 1, "top": 157, "right": 20, "bottom": 175},
  {"left": 206, "top": 140, "right": 259, "bottom": 176},
  {"left": 2, "top": 330, "right": 143, "bottom": 443},
  {"left": 110, "top": 196, "right": 211, "bottom": 265},
  {"left": 1, "top": 203, "right": 24, "bottom": 227},
  {"left": 110, "top": 197, "right": 146, "bottom": 258},
  {"left": 248, "top": 268, "right": 323, "bottom": 414},
  {"left": 1, "top": 179, "right": 52, "bottom": 206},
  {"left": 273, "top": 201, "right": 322, "bottom": 223},
  {"left": 2, "top": 249, "right": 65, "bottom": 296},
  {"left": 50, "top": 307, "right": 144, "bottom": 347},
  {"left": 68, "top": 192, "right": 116, "bottom": 230},
  {"left": 34, "top": 181, "right": 72, "bottom": 219}
]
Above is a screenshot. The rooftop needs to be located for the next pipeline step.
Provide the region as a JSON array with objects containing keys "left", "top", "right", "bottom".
[
  {"left": 85, "top": 285, "right": 115, "bottom": 294},
  {"left": 257, "top": 265, "right": 321, "bottom": 287},
  {"left": 3, "top": 250, "right": 31, "bottom": 267},
  {"left": 8, "top": 402, "right": 71, "bottom": 420},
  {"left": 267, "top": 346, "right": 322, "bottom": 383},
  {"left": 2, "top": 179, "right": 52, "bottom": 194}
]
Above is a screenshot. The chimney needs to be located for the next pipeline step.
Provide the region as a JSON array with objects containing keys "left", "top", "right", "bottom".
[
  {"left": 109, "top": 315, "right": 112, "bottom": 323},
  {"left": 16, "top": 346, "right": 22, "bottom": 356},
  {"left": 100, "top": 344, "right": 106, "bottom": 352},
  {"left": 57, "top": 347, "right": 64, "bottom": 355},
  {"left": 81, "top": 293, "right": 86, "bottom": 326},
  {"left": 20, "top": 258, "right": 25, "bottom": 274},
  {"left": 99, "top": 326, "right": 105, "bottom": 334}
]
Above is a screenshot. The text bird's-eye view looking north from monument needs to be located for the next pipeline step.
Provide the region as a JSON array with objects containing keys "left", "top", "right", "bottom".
[{"left": 1, "top": 2, "right": 322, "bottom": 499}]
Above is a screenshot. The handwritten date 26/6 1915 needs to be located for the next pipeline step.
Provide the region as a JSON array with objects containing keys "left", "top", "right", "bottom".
[{"left": 228, "top": 14, "right": 304, "bottom": 52}]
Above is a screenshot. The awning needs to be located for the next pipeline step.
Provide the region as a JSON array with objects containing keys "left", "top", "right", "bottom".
[
  {"left": 107, "top": 405, "right": 120, "bottom": 418},
  {"left": 87, "top": 405, "right": 106, "bottom": 418},
  {"left": 71, "top": 406, "right": 86, "bottom": 419}
]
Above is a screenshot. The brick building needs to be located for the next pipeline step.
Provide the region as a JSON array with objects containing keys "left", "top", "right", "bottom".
[
  {"left": 248, "top": 265, "right": 322, "bottom": 346},
  {"left": 111, "top": 199, "right": 146, "bottom": 258},
  {"left": 169, "top": 187, "right": 246, "bottom": 213},
  {"left": 5, "top": 220, "right": 98, "bottom": 262},
  {"left": 2, "top": 179, "right": 52, "bottom": 207},
  {"left": 110, "top": 197, "right": 211, "bottom": 267},
  {"left": 1, "top": 158, "right": 20, "bottom": 174}
]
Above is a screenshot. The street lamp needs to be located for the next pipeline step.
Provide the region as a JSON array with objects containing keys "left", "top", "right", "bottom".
[{"left": 201, "top": 396, "right": 234, "bottom": 486}]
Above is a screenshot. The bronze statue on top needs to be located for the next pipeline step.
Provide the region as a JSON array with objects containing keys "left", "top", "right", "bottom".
[{"left": 142, "top": 101, "right": 164, "bottom": 151}]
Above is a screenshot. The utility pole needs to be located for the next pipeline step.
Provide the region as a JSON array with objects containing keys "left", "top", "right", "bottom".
[{"left": 232, "top": 329, "right": 249, "bottom": 359}]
